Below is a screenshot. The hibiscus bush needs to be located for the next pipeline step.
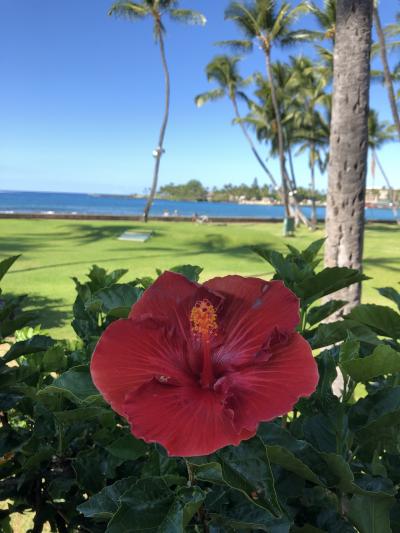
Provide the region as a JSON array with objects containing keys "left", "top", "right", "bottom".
[{"left": 1, "top": 242, "right": 400, "bottom": 532}]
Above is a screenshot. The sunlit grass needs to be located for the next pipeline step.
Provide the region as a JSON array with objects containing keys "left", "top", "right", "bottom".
[{"left": 0, "top": 218, "right": 399, "bottom": 339}]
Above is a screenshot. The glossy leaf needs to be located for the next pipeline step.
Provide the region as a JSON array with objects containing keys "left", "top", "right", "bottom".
[
  {"left": 38, "top": 365, "right": 100, "bottom": 404},
  {"left": 341, "top": 344, "right": 400, "bottom": 382},
  {"left": 189, "top": 436, "right": 281, "bottom": 517}
]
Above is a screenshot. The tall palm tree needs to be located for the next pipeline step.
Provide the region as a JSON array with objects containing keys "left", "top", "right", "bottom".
[
  {"left": 288, "top": 56, "right": 330, "bottom": 227},
  {"left": 109, "top": 1, "right": 206, "bottom": 222},
  {"left": 304, "top": 0, "right": 336, "bottom": 80},
  {"left": 368, "top": 109, "right": 398, "bottom": 222},
  {"left": 324, "top": 0, "right": 373, "bottom": 312},
  {"left": 195, "top": 55, "right": 277, "bottom": 188},
  {"left": 241, "top": 65, "right": 312, "bottom": 228},
  {"left": 373, "top": 4, "right": 400, "bottom": 141},
  {"left": 224, "top": 0, "right": 306, "bottom": 224}
]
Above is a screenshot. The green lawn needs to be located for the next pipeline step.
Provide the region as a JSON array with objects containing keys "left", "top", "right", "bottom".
[{"left": 1, "top": 218, "right": 399, "bottom": 339}]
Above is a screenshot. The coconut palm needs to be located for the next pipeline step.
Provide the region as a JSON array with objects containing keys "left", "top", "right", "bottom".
[
  {"left": 224, "top": 0, "right": 306, "bottom": 225},
  {"left": 109, "top": 1, "right": 206, "bottom": 222},
  {"left": 303, "top": 0, "right": 336, "bottom": 81},
  {"left": 324, "top": 0, "right": 373, "bottom": 311},
  {"left": 241, "top": 65, "right": 312, "bottom": 228},
  {"left": 288, "top": 56, "right": 330, "bottom": 228},
  {"left": 195, "top": 55, "right": 277, "bottom": 188},
  {"left": 368, "top": 109, "right": 398, "bottom": 222},
  {"left": 373, "top": 4, "right": 400, "bottom": 141}
]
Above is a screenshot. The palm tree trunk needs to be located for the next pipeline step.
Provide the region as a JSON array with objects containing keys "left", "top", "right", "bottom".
[
  {"left": 310, "top": 144, "right": 317, "bottom": 228},
  {"left": 373, "top": 7, "right": 400, "bottom": 141},
  {"left": 264, "top": 49, "right": 290, "bottom": 219},
  {"left": 231, "top": 96, "right": 278, "bottom": 188},
  {"left": 287, "top": 142, "right": 297, "bottom": 190},
  {"left": 375, "top": 151, "right": 399, "bottom": 223},
  {"left": 324, "top": 0, "right": 373, "bottom": 312},
  {"left": 143, "top": 28, "right": 170, "bottom": 222}
]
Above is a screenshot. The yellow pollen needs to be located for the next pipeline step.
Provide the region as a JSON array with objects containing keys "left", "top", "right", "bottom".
[{"left": 190, "top": 299, "right": 218, "bottom": 339}]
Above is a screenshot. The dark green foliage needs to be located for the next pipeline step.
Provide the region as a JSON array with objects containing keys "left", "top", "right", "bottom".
[{"left": 1, "top": 244, "right": 400, "bottom": 532}]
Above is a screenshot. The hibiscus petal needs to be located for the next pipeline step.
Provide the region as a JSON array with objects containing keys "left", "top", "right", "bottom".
[
  {"left": 204, "top": 276, "right": 300, "bottom": 368},
  {"left": 90, "top": 319, "right": 193, "bottom": 416},
  {"left": 123, "top": 380, "right": 254, "bottom": 457},
  {"left": 129, "top": 271, "right": 223, "bottom": 333},
  {"left": 224, "top": 333, "right": 318, "bottom": 433}
]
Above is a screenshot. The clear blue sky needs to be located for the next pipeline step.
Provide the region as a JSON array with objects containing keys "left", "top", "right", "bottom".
[{"left": 0, "top": 0, "right": 399, "bottom": 195}]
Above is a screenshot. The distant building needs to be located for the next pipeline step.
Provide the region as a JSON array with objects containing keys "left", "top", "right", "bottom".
[{"left": 365, "top": 187, "right": 398, "bottom": 206}]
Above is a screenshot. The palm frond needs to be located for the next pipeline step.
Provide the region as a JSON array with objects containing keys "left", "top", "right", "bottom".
[
  {"left": 108, "top": 1, "right": 149, "bottom": 18},
  {"left": 168, "top": 9, "right": 206, "bottom": 26},
  {"left": 225, "top": 2, "right": 261, "bottom": 39},
  {"left": 194, "top": 89, "right": 225, "bottom": 107},
  {"left": 214, "top": 39, "right": 253, "bottom": 53}
]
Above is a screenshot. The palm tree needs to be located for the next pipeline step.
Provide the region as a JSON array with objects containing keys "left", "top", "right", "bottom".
[
  {"left": 241, "top": 65, "right": 312, "bottom": 228},
  {"left": 304, "top": 0, "right": 336, "bottom": 80},
  {"left": 324, "top": 0, "right": 373, "bottom": 312},
  {"left": 109, "top": 1, "right": 206, "bottom": 222},
  {"left": 195, "top": 55, "right": 277, "bottom": 188},
  {"left": 288, "top": 56, "right": 330, "bottom": 228},
  {"left": 368, "top": 109, "right": 398, "bottom": 222},
  {"left": 373, "top": 4, "right": 400, "bottom": 141},
  {"left": 224, "top": 0, "right": 306, "bottom": 225}
]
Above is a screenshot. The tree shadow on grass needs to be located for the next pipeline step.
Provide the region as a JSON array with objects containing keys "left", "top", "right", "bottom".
[
  {"left": 6, "top": 293, "right": 71, "bottom": 331},
  {"left": 8, "top": 256, "right": 140, "bottom": 274},
  {"left": 63, "top": 223, "right": 167, "bottom": 244},
  {"left": 363, "top": 257, "right": 400, "bottom": 274},
  {"left": 184, "top": 233, "right": 272, "bottom": 260},
  {"left": 365, "top": 224, "right": 400, "bottom": 234}
]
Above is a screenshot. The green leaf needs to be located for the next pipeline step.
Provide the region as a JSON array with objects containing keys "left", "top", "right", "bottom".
[
  {"left": 339, "top": 338, "right": 360, "bottom": 364},
  {"left": 348, "top": 493, "right": 395, "bottom": 533},
  {"left": 106, "top": 435, "right": 148, "bottom": 461},
  {"left": 189, "top": 436, "right": 281, "bottom": 517},
  {"left": 259, "top": 424, "right": 326, "bottom": 486},
  {"left": 349, "top": 386, "right": 400, "bottom": 442},
  {"left": 301, "top": 239, "right": 325, "bottom": 262},
  {"left": 295, "top": 267, "right": 367, "bottom": 305},
  {"left": 0, "top": 255, "right": 20, "bottom": 282},
  {"left": 347, "top": 304, "right": 400, "bottom": 339},
  {"left": 1, "top": 335, "right": 54, "bottom": 364},
  {"left": 306, "top": 300, "right": 347, "bottom": 326},
  {"left": 377, "top": 287, "right": 400, "bottom": 311},
  {"left": 106, "top": 478, "right": 205, "bottom": 533},
  {"left": 168, "top": 265, "right": 203, "bottom": 283},
  {"left": 87, "top": 284, "right": 142, "bottom": 317},
  {"left": 0, "top": 312, "right": 37, "bottom": 339},
  {"left": 78, "top": 476, "right": 137, "bottom": 520},
  {"left": 42, "top": 345, "right": 67, "bottom": 372},
  {"left": 53, "top": 406, "right": 110, "bottom": 423},
  {"left": 307, "top": 319, "right": 380, "bottom": 349},
  {"left": 341, "top": 344, "right": 400, "bottom": 382},
  {"left": 38, "top": 365, "right": 100, "bottom": 404}
]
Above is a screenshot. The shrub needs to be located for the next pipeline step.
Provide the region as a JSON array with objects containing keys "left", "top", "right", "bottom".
[{"left": 0, "top": 243, "right": 399, "bottom": 532}]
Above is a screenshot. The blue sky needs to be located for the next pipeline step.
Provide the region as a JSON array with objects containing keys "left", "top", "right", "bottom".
[{"left": 0, "top": 0, "right": 399, "bottom": 195}]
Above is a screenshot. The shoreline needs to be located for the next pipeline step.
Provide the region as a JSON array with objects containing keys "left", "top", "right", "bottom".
[{"left": 0, "top": 213, "right": 398, "bottom": 224}]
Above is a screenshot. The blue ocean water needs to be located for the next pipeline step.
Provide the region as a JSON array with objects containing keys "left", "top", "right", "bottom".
[{"left": 0, "top": 190, "right": 396, "bottom": 221}]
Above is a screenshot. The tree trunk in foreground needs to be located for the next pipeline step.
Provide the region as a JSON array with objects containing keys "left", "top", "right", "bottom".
[
  {"left": 373, "top": 6, "right": 400, "bottom": 142},
  {"left": 143, "top": 29, "right": 170, "bottom": 222},
  {"left": 324, "top": 0, "right": 372, "bottom": 312}
]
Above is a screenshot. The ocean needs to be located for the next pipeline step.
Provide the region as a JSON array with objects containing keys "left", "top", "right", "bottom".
[{"left": 0, "top": 190, "right": 396, "bottom": 221}]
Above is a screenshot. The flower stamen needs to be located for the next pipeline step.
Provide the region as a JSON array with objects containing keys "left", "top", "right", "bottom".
[{"left": 190, "top": 299, "right": 218, "bottom": 388}]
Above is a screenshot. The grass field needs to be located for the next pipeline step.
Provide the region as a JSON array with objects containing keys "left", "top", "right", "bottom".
[{"left": 1, "top": 218, "right": 399, "bottom": 339}]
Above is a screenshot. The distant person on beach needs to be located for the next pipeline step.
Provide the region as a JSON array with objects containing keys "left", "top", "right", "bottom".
[{"left": 162, "top": 210, "right": 170, "bottom": 217}]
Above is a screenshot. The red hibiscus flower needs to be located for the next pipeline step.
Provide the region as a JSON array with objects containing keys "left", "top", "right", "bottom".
[{"left": 90, "top": 272, "right": 318, "bottom": 457}]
